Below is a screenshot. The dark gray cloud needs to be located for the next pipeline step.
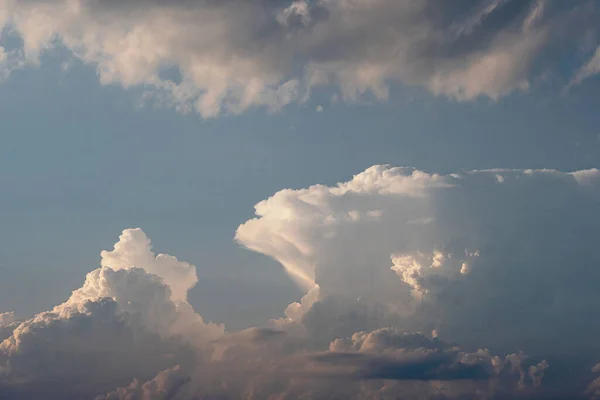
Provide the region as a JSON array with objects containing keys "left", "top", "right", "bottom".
[{"left": 310, "top": 350, "right": 490, "bottom": 381}]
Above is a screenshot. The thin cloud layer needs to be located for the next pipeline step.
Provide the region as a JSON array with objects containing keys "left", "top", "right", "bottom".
[{"left": 0, "top": 0, "right": 598, "bottom": 116}]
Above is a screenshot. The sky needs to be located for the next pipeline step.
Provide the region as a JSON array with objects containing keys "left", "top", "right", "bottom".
[{"left": 1, "top": 0, "right": 600, "bottom": 399}]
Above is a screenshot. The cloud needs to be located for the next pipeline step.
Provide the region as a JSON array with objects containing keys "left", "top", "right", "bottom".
[
  {"left": 0, "top": 312, "right": 14, "bottom": 327},
  {"left": 0, "top": 295, "right": 189, "bottom": 398},
  {"left": 95, "top": 366, "right": 191, "bottom": 400},
  {"left": 3, "top": 166, "right": 600, "bottom": 398},
  {"left": 0, "top": 0, "right": 598, "bottom": 116},
  {"left": 322, "top": 330, "right": 492, "bottom": 382},
  {"left": 100, "top": 228, "right": 197, "bottom": 303},
  {"left": 587, "top": 364, "right": 600, "bottom": 399},
  {"left": 0, "top": 224, "right": 559, "bottom": 399},
  {"left": 96, "top": 327, "right": 546, "bottom": 400},
  {"left": 237, "top": 165, "right": 600, "bottom": 357},
  {"left": 571, "top": 46, "right": 600, "bottom": 87},
  {"left": 0, "top": 312, "right": 17, "bottom": 344},
  {"left": 0, "top": 229, "right": 223, "bottom": 399}
]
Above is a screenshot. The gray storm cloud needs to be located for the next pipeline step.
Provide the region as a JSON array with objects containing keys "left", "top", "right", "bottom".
[
  {"left": 0, "top": 0, "right": 598, "bottom": 116},
  {"left": 2, "top": 166, "right": 600, "bottom": 398}
]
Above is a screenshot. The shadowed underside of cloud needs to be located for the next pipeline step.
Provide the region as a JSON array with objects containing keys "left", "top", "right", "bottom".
[
  {"left": 2, "top": 165, "right": 600, "bottom": 398},
  {"left": 0, "top": 0, "right": 599, "bottom": 116}
]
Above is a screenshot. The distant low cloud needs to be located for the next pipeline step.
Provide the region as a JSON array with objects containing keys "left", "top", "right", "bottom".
[
  {"left": 0, "top": 0, "right": 598, "bottom": 116},
  {"left": 95, "top": 327, "right": 545, "bottom": 400}
]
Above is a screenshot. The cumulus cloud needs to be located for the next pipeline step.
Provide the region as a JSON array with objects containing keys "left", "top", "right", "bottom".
[
  {"left": 587, "top": 364, "right": 600, "bottom": 399},
  {"left": 0, "top": 229, "right": 222, "bottom": 399},
  {"left": 3, "top": 165, "right": 600, "bottom": 398},
  {"left": 0, "top": 312, "right": 17, "bottom": 344},
  {"left": 237, "top": 165, "right": 600, "bottom": 357},
  {"left": 0, "top": 312, "right": 14, "bottom": 327},
  {"left": 95, "top": 365, "right": 191, "bottom": 400},
  {"left": 0, "top": 0, "right": 598, "bottom": 116},
  {"left": 0, "top": 224, "right": 554, "bottom": 399},
  {"left": 100, "top": 228, "right": 197, "bottom": 303},
  {"left": 96, "top": 327, "right": 548, "bottom": 400},
  {"left": 318, "top": 329, "right": 550, "bottom": 399},
  {"left": 0, "top": 296, "right": 190, "bottom": 397}
]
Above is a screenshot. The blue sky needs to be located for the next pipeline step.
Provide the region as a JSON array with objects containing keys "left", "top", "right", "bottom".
[
  {"left": 2, "top": 1, "right": 600, "bottom": 399},
  {"left": 1, "top": 50, "right": 599, "bottom": 330}
]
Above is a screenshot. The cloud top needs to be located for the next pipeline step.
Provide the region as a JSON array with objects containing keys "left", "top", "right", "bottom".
[{"left": 100, "top": 228, "right": 197, "bottom": 303}]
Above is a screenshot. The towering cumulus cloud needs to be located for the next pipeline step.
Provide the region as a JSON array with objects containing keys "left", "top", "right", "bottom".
[
  {"left": 237, "top": 166, "right": 600, "bottom": 356},
  {"left": 0, "top": 1, "right": 598, "bottom": 116},
  {"left": 0, "top": 228, "right": 224, "bottom": 399},
  {"left": 2, "top": 166, "right": 600, "bottom": 398},
  {"left": 100, "top": 228, "right": 198, "bottom": 303}
]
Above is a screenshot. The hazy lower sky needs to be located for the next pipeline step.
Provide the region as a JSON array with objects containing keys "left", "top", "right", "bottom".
[{"left": 2, "top": 1, "right": 600, "bottom": 399}]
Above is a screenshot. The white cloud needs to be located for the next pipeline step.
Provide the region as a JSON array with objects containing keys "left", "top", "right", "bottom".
[
  {"left": 571, "top": 168, "right": 600, "bottom": 186},
  {"left": 237, "top": 165, "right": 600, "bottom": 357},
  {"left": 0, "top": 229, "right": 223, "bottom": 398},
  {"left": 100, "top": 228, "right": 197, "bottom": 303},
  {"left": 390, "top": 250, "right": 478, "bottom": 299},
  {"left": 0, "top": 1, "right": 596, "bottom": 116},
  {"left": 0, "top": 312, "right": 17, "bottom": 344},
  {"left": 587, "top": 364, "right": 600, "bottom": 399},
  {"left": 0, "top": 218, "right": 591, "bottom": 398},
  {"left": 3, "top": 167, "right": 600, "bottom": 398}
]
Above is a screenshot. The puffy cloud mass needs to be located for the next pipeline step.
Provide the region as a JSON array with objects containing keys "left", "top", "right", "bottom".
[
  {"left": 0, "top": 0, "right": 598, "bottom": 116},
  {"left": 237, "top": 166, "right": 600, "bottom": 358},
  {"left": 0, "top": 229, "right": 223, "bottom": 399},
  {"left": 3, "top": 166, "right": 600, "bottom": 398},
  {"left": 100, "top": 228, "right": 197, "bottom": 303},
  {"left": 0, "top": 312, "right": 14, "bottom": 327}
]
